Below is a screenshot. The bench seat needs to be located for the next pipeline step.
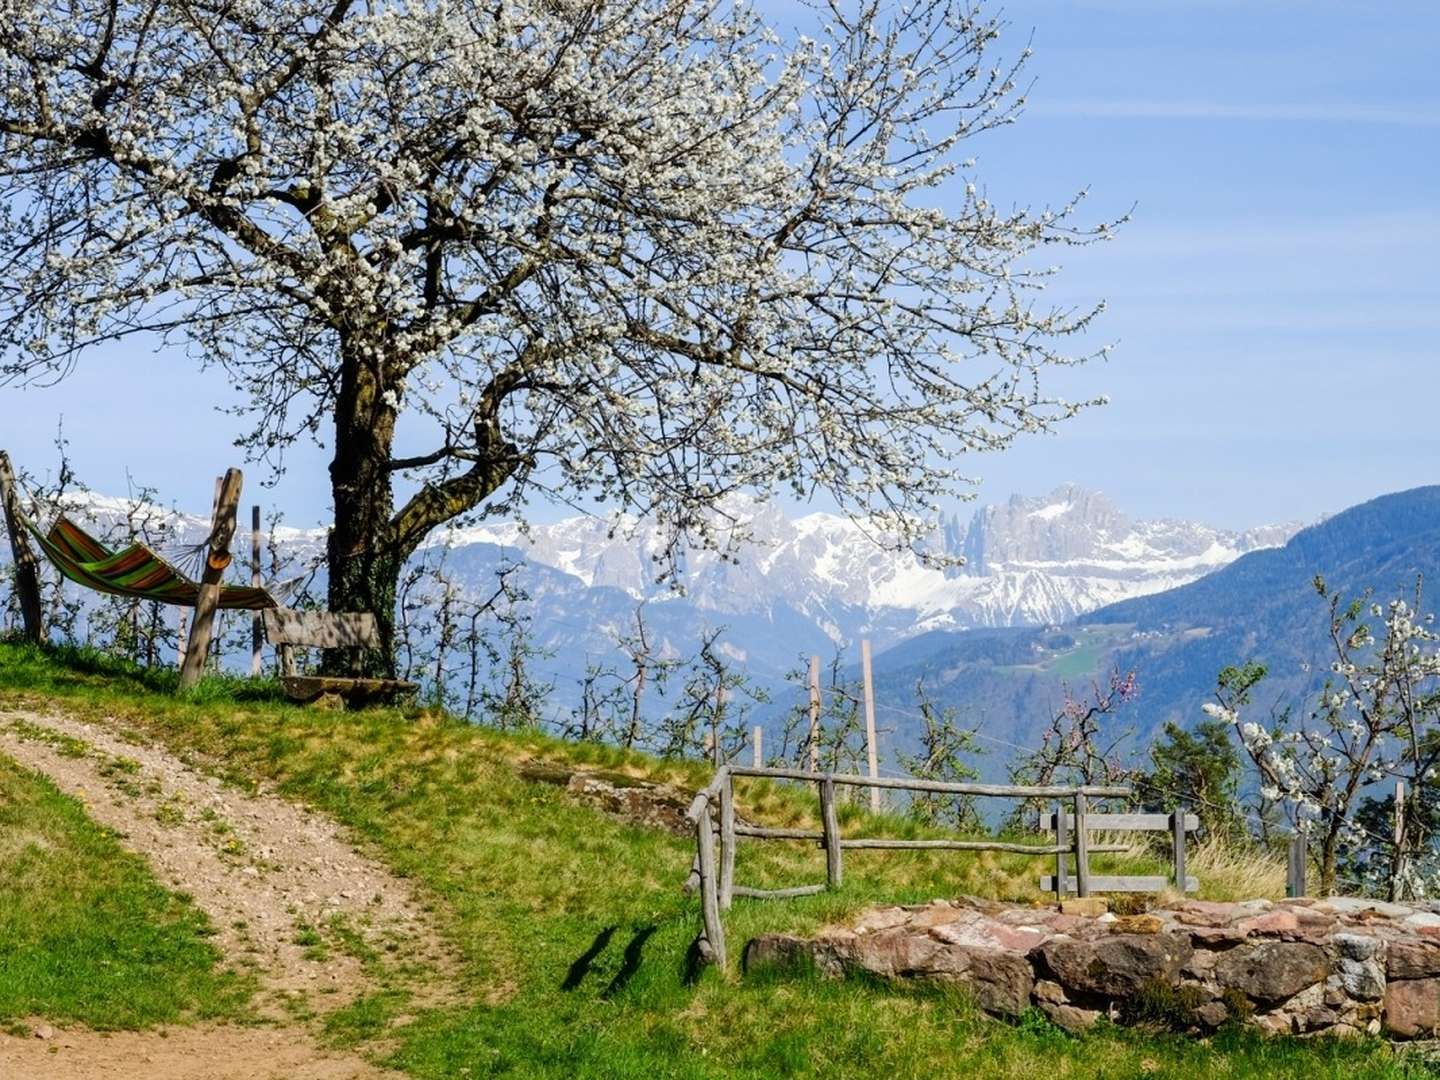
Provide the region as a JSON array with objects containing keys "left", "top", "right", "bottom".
[{"left": 262, "top": 608, "right": 418, "bottom": 706}]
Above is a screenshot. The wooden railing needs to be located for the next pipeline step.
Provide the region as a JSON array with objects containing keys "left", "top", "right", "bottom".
[{"left": 683, "top": 765, "right": 1136, "bottom": 972}]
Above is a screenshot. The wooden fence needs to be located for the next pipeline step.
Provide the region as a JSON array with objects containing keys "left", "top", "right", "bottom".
[{"left": 683, "top": 764, "right": 1139, "bottom": 972}]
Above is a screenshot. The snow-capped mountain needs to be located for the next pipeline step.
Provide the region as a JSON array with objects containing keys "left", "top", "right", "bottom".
[
  {"left": 7, "top": 483, "right": 1302, "bottom": 679},
  {"left": 438, "top": 483, "right": 1302, "bottom": 651}
]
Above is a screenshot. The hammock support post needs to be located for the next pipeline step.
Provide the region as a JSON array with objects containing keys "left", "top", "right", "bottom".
[
  {"left": 250, "top": 505, "right": 262, "bottom": 677},
  {"left": 0, "top": 451, "right": 44, "bottom": 643},
  {"left": 179, "top": 468, "right": 243, "bottom": 690}
]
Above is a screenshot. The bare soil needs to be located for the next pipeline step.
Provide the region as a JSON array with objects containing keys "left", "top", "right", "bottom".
[{"left": 0, "top": 1023, "right": 406, "bottom": 1079}]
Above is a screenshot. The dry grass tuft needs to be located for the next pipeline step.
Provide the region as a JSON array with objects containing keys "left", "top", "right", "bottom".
[{"left": 1182, "top": 834, "right": 1286, "bottom": 902}]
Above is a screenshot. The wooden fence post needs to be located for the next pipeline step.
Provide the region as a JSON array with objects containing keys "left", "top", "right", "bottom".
[
  {"left": 861, "top": 638, "right": 880, "bottom": 812},
  {"left": 719, "top": 773, "right": 736, "bottom": 911},
  {"left": 1391, "top": 779, "right": 1406, "bottom": 902},
  {"left": 1072, "top": 792, "right": 1091, "bottom": 898},
  {"left": 1171, "top": 806, "right": 1188, "bottom": 896},
  {"left": 695, "top": 801, "right": 726, "bottom": 969},
  {"left": 820, "top": 777, "right": 843, "bottom": 888},
  {"left": 808, "top": 655, "right": 821, "bottom": 771},
  {"left": 250, "top": 504, "right": 262, "bottom": 677},
  {"left": 1054, "top": 803, "right": 1069, "bottom": 897},
  {"left": 179, "top": 469, "right": 242, "bottom": 689},
  {"left": 711, "top": 684, "right": 725, "bottom": 768},
  {"left": 752, "top": 725, "right": 763, "bottom": 768},
  {"left": 0, "top": 451, "right": 44, "bottom": 643},
  {"left": 1287, "top": 832, "right": 1307, "bottom": 898}
]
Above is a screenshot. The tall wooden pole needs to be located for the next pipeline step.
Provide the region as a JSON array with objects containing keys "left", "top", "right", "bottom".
[
  {"left": 250, "top": 505, "right": 262, "bottom": 677},
  {"left": 180, "top": 469, "right": 242, "bottom": 689},
  {"left": 711, "top": 683, "right": 725, "bottom": 768},
  {"left": 1392, "top": 779, "right": 1407, "bottom": 902},
  {"left": 861, "top": 638, "right": 880, "bottom": 811},
  {"left": 808, "top": 654, "right": 821, "bottom": 771},
  {"left": 209, "top": 477, "right": 223, "bottom": 672},
  {"left": 0, "top": 451, "right": 44, "bottom": 643},
  {"left": 752, "top": 724, "right": 763, "bottom": 768}
]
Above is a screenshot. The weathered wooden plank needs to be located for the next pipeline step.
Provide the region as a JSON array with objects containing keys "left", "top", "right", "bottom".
[
  {"left": 1172, "top": 809, "right": 1188, "bottom": 896},
  {"left": 682, "top": 854, "right": 701, "bottom": 895},
  {"left": 734, "top": 825, "right": 824, "bottom": 841},
  {"left": 0, "top": 451, "right": 43, "bottom": 643},
  {"left": 262, "top": 608, "right": 380, "bottom": 649},
  {"left": 1044, "top": 812, "right": 1200, "bottom": 832},
  {"left": 279, "top": 675, "right": 417, "bottom": 705},
  {"left": 1073, "top": 792, "right": 1091, "bottom": 898},
  {"left": 820, "top": 777, "right": 842, "bottom": 888},
  {"left": 727, "top": 766, "right": 1130, "bottom": 799},
  {"left": 1042, "top": 874, "right": 1200, "bottom": 893},
  {"left": 837, "top": 838, "right": 1133, "bottom": 854},
  {"left": 841, "top": 839, "right": 1067, "bottom": 854},
  {"left": 719, "top": 775, "right": 736, "bottom": 911},
  {"left": 1287, "top": 833, "right": 1307, "bottom": 898},
  {"left": 684, "top": 792, "right": 709, "bottom": 826},
  {"left": 732, "top": 884, "right": 826, "bottom": 900},
  {"left": 1055, "top": 803, "right": 1069, "bottom": 898},
  {"left": 695, "top": 800, "right": 726, "bottom": 969},
  {"left": 180, "top": 468, "right": 242, "bottom": 689}
]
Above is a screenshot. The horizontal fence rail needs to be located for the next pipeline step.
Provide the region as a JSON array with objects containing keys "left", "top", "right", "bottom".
[
  {"left": 726, "top": 765, "right": 1132, "bottom": 798},
  {"left": 683, "top": 765, "right": 1198, "bottom": 972}
]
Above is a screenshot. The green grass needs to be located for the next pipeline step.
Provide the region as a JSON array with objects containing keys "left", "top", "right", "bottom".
[
  {"left": 0, "top": 639, "right": 1429, "bottom": 1078},
  {"left": 0, "top": 751, "right": 251, "bottom": 1029}
]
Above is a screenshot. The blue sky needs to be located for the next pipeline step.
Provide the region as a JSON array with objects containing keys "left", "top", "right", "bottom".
[{"left": 3, "top": 0, "right": 1437, "bottom": 532}]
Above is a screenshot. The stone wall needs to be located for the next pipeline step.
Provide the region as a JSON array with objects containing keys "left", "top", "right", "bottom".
[{"left": 743, "top": 896, "right": 1440, "bottom": 1038}]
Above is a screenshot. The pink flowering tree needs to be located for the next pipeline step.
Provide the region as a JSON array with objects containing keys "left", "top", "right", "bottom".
[
  {"left": 1006, "top": 668, "right": 1138, "bottom": 826},
  {"left": 0, "top": 0, "right": 1117, "bottom": 672}
]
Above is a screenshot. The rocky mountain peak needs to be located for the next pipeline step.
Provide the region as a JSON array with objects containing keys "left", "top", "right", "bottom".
[{"left": 960, "top": 485, "right": 1129, "bottom": 573}]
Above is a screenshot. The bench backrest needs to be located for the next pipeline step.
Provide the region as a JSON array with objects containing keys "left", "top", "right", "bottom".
[
  {"left": 1043, "top": 811, "right": 1199, "bottom": 833},
  {"left": 262, "top": 608, "right": 380, "bottom": 650}
]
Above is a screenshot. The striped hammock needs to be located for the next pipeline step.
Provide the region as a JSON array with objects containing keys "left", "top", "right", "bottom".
[{"left": 28, "top": 515, "right": 277, "bottom": 610}]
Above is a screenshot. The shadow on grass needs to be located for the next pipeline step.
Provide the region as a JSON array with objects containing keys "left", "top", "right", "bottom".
[
  {"left": 562, "top": 925, "right": 618, "bottom": 990},
  {"left": 602, "top": 925, "right": 656, "bottom": 999}
]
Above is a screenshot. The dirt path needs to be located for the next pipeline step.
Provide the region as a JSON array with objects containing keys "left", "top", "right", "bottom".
[
  {"left": 0, "top": 1024, "right": 407, "bottom": 1079},
  {"left": 0, "top": 708, "right": 466, "bottom": 1079}
]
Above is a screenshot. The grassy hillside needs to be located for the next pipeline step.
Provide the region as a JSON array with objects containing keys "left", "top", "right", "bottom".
[{"left": 0, "top": 642, "right": 1429, "bottom": 1078}]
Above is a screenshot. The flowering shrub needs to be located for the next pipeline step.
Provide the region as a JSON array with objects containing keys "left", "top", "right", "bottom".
[{"left": 1206, "top": 576, "right": 1440, "bottom": 897}]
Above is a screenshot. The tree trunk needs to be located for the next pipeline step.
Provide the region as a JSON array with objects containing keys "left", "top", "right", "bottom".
[
  {"left": 1320, "top": 829, "right": 1339, "bottom": 897},
  {"left": 323, "top": 343, "right": 523, "bottom": 678},
  {"left": 325, "top": 346, "right": 401, "bottom": 676}
]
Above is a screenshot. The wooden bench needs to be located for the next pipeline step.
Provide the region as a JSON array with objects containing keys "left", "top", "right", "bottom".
[
  {"left": 1039, "top": 810, "right": 1200, "bottom": 895},
  {"left": 261, "top": 608, "right": 418, "bottom": 705}
]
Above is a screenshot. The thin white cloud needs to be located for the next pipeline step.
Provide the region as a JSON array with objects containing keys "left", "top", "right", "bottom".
[{"left": 1030, "top": 101, "right": 1440, "bottom": 125}]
